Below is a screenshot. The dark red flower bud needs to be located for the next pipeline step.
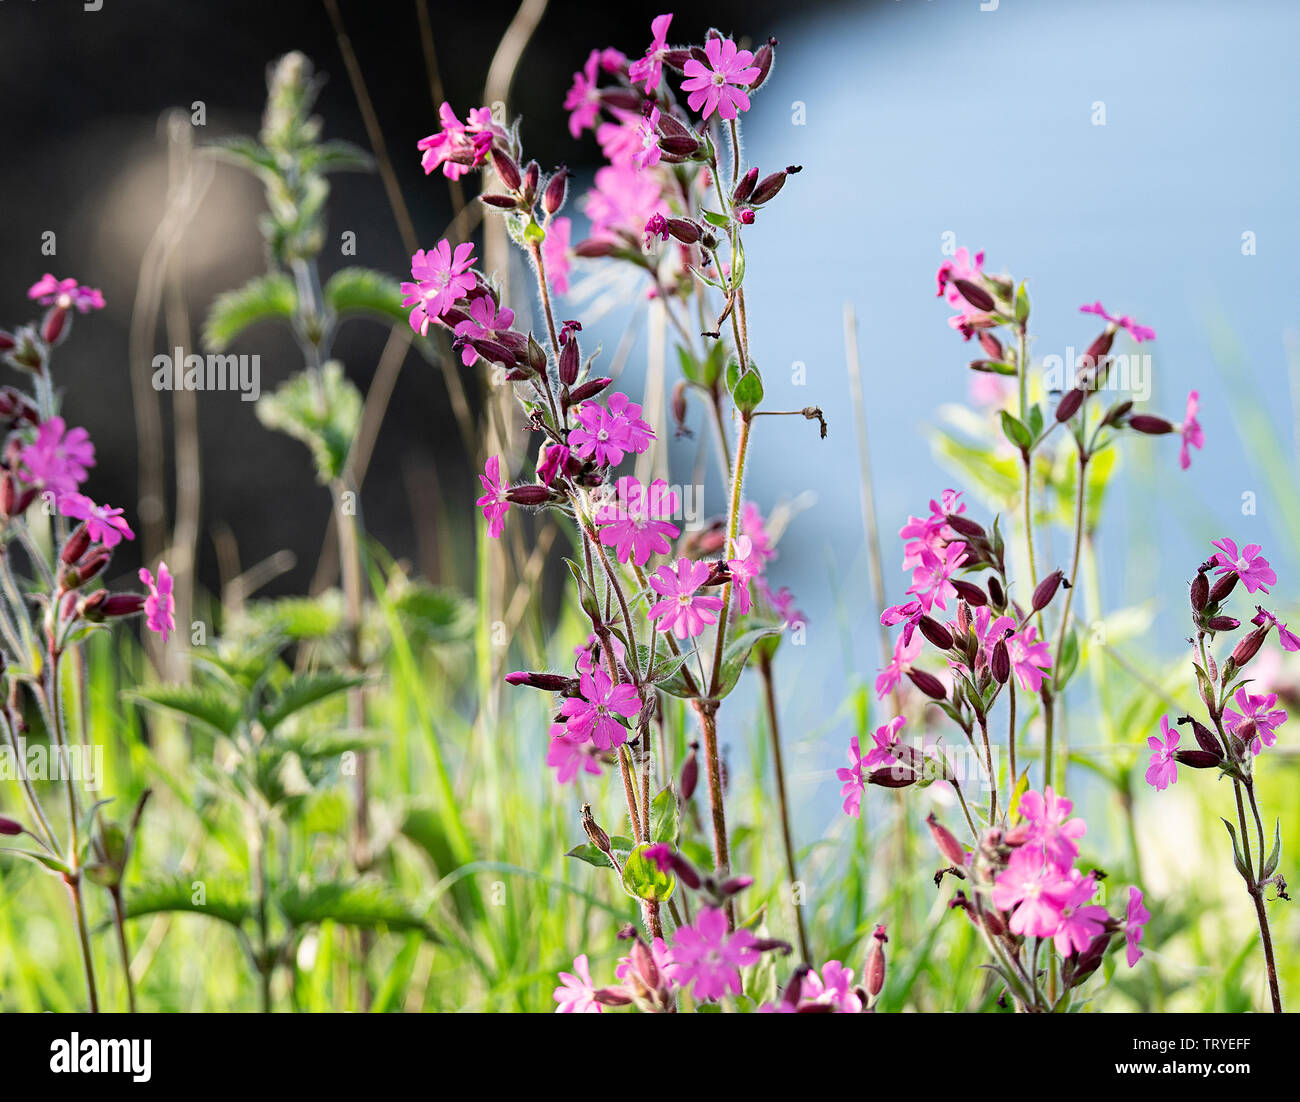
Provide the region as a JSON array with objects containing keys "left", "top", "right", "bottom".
[
  {"left": 951, "top": 579, "right": 988, "bottom": 607},
  {"left": 680, "top": 742, "right": 699, "bottom": 801},
  {"left": 927, "top": 813, "right": 967, "bottom": 865},
  {"left": 1127, "top": 414, "right": 1174, "bottom": 435},
  {"left": 97, "top": 594, "right": 147, "bottom": 618},
  {"left": 978, "top": 331, "right": 1003, "bottom": 360},
  {"left": 0, "top": 331, "right": 15, "bottom": 353},
  {"left": 1208, "top": 572, "right": 1238, "bottom": 604},
  {"left": 60, "top": 524, "right": 92, "bottom": 565},
  {"left": 479, "top": 193, "right": 519, "bottom": 210},
  {"left": 574, "top": 238, "right": 619, "bottom": 258},
  {"left": 42, "top": 306, "right": 69, "bottom": 346},
  {"left": 952, "top": 279, "right": 995, "bottom": 312},
  {"left": 1231, "top": 626, "right": 1268, "bottom": 669},
  {"left": 523, "top": 160, "right": 540, "bottom": 195},
  {"left": 658, "top": 134, "right": 701, "bottom": 158},
  {"left": 0, "top": 815, "right": 22, "bottom": 836},
  {"left": 505, "top": 484, "right": 554, "bottom": 506},
  {"left": 733, "top": 166, "right": 759, "bottom": 204},
  {"left": 907, "top": 668, "right": 947, "bottom": 700},
  {"left": 1056, "top": 387, "right": 1086, "bottom": 422},
  {"left": 1176, "top": 714, "right": 1221, "bottom": 756},
  {"left": 1032, "top": 569, "right": 1066, "bottom": 612},
  {"left": 559, "top": 337, "right": 580, "bottom": 385},
  {"left": 987, "top": 575, "right": 1005, "bottom": 609},
  {"left": 664, "top": 217, "right": 703, "bottom": 245},
  {"left": 490, "top": 147, "right": 522, "bottom": 191},
  {"left": 750, "top": 169, "right": 790, "bottom": 206},
  {"left": 748, "top": 38, "right": 777, "bottom": 91},
  {"left": 918, "top": 615, "right": 953, "bottom": 650},
  {"left": 945, "top": 514, "right": 986, "bottom": 541},
  {"left": 1206, "top": 615, "right": 1240, "bottom": 631},
  {"left": 1190, "top": 571, "right": 1209, "bottom": 613},
  {"left": 991, "top": 638, "right": 1011, "bottom": 684},
  {"left": 865, "top": 924, "right": 887, "bottom": 997},
  {"left": 543, "top": 166, "right": 570, "bottom": 216},
  {"left": 568, "top": 376, "right": 612, "bottom": 403},
  {"left": 592, "top": 986, "right": 634, "bottom": 1006},
  {"left": 504, "top": 671, "right": 576, "bottom": 692},
  {"left": 1083, "top": 329, "right": 1115, "bottom": 365},
  {"left": 867, "top": 766, "right": 917, "bottom": 788}
]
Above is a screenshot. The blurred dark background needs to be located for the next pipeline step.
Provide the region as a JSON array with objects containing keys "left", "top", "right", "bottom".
[{"left": 0, "top": 0, "right": 836, "bottom": 600}]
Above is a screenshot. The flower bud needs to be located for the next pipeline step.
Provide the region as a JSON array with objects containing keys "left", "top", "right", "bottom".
[
  {"left": 865, "top": 924, "right": 887, "bottom": 997},
  {"left": 987, "top": 575, "right": 1005, "bottom": 609},
  {"left": 1173, "top": 748, "right": 1222, "bottom": 769},
  {"left": 543, "top": 166, "right": 570, "bottom": 215},
  {"left": 733, "top": 166, "right": 759, "bottom": 204},
  {"left": 1230, "top": 626, "right": 1268, "bottom": 669},
  {"left": 1031, "top": 569, "right": 1066, "bottom": 612},
  {"left": 1083, "top": 329, "right": 1115, "bottom": 365},
  {"left": 978, "top": 331, "right": 1003, "bottom": 360},
  {"left": 1208, "top": 572, "right": 1238, "bottom": 604},
  {"left": 0, "top": 815, "right": 22, "bottom": 836},
  {"left": 951, "top": 579, "right": 987, "bottom": 607},
  {"left": 0, "top": 330, "right": 14, "bottom": 353},
  {"left": 945, "top": 514, "right": 986, "bottom": 541},
  {"left": 1127, "top": 414, "right": 1174, "bottom": 435},
  {"left": 680, "top": 742, "right": 699, "bottom": 801},
  {"left": 918, "top": 616, "right": 953, "bottom": 650},
  {"left": 559, "top": 336, "right": 580, "bottom": 385},
  {"left": 927, "top": 813, "right": 967, "bottom": 866},
  {"left": 1056, "top": 387, "right": 1086, "bottom": 422},
  {"left": 504, "top": 671, "right": 576, "bottom": 692},
  {"left": 505, "top": 484, "right": 554, "bottom": 506},
  {"left": 568, "top": 376, "right": 612, "bottom": 403},
  {"left": 1190, "top": 571, "right": 1209, "bottom": 613},
  {"left": 867, "top": 766, "right": 917, "bottom": 788},
  {"left": 748, "top": 38, "right": 777, "bottom": 91},
  {"left": 663, "top": 217, "right": 703, "bottom": 245},
  {"left": 523, "top": 160, "right": 540, "bottom": 196},
  {"left": 906, "top": 668, "right": 947, "bottom": 700},
  {"left": 1206, "top": 615, "right": 1239, "bottom": 631},
  {"left": 952, "top": 279, "right": 995, "bottom": 312},
  {"left": 42, "top": 306, "right": 69, "bottom": 346},
  {"left": 574, "top": 238, "right": 619, "bottom": 258},
  {"left": 751, "top": 166, "right": 799, "bottom": 206},
  {"left": 1177, "top": 714, "right": 1221, "bottom": 756},
  {"left": 991, "top": 638, "right": 1011, "bottom": 684},
  {"left": 61, "top": 524, "right": 92, "bottom": 565}
]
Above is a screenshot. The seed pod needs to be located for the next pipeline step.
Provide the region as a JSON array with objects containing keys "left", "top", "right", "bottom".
[
  {"left": 479, "top": 193, "right": 518, "bottom": 210},
  {"left": 749, "top": 37, "right": 777, "bottom": 91},
  {"left": 1174, "top": 749, "right": 1222, "bottom": 769},
  {"left": 1206, "top": 615, "right": 1239, "bottom": 631},
  {"left": 945, "top": 514, "right": 987, "bottom": 540},
  {"left": 1178, "top": 715, "right": 1222, "bottom": 756},
  {"left": 1056, "top": 387, "right": 1086, "bottom": 422},
  {"left": 1032, "top": 569, "right": 1066, "bottom": 612},
  {"left": 568, "top": 376, "right": 612, "bottom": 403},
  {"left": 987, "top": 575, "right": 1006, "bottom": 609},
  {"left": 867, "top": 766, "right": 917, "bottom": 788},
  {"left": 505, "top": 485, "right": 553, "bottom": 506},
  {"left": 952, "top": 279, "right": 994, "bottom": 312},
  {"left": 1127, "top": 414, "right": 1174, "bottom": 435},
  {"left": 559, "top": 337, "right": 580, "bottom": 385},
  {"left": 1190, "top": 571, "right": 1209, "bottom": 613},
  {"left": 906, "top": 668, "right": 947, "bottom": 700},
  {"left": 918, "top": 616, "right": 953, "bottom": 650},
  {"left": 581, "top": 803, "right": 613, "bottom": 860},
  {"left": 543, "top": 165, "right": 570, "bottom": 215},
  {"left": 865, "top": 924, "right": 887, "bottom": 998},
  {"left": 504, "top": 671, "right": 575, "bottom": 692},
  {"left": 951, "top": 579, "right": 987, "bottom": 607},
  {"left": 671, "top": 379, "right": 689, "bottom": 434},
  {"left": 1208, "top": 572, "right": 1238, "bottom": 604},
  {"left": 733, "top": 166, "right": 759, "bottom": 204},
  {"left": 1231, "top": 626, "right": 1268, "bottom": 669},
  {"left": 490, "top": 148, "right": 522, "bottom": 191},
  {"left": 991, "top": 638, "right": 1011, "bottom": 684},
  {"left": 927, "top": 813, "right": 967, "bottom": 865}
]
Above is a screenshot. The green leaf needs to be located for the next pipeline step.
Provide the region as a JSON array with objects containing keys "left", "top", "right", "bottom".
[
  {"left": 244, "top": 594, "right": 344, "bottom": 640},
  {"left": 621, "top": 842, "right": 676, "bottom": 902},
  {"left": 277, "top": 880, "right": 438, "bottom": 939},
  {"left": 650, "top": 787, "right": 679, "bottom": 845},
  {"left": 1015, "top": 280, "right": 1031, "bottom": 325},
  {"left": 257, "top": 361, "right": 362, "bottom": 482},
  {"left": 1221, "top": 818, "right": 1250, "bottom": 880},
  {"left": 702, "top": 209, "right": 730, "bottom": 228},
  {"left": 1263, "top": 818, "right": 1282, "bottom": 880},
  {"left": 713, "top": 624, "right": 784, "bottom": 699},
  {"left": 0, "top": 847, "right": 72, "bottom": 877},
  {"left": 999, "top": 410, "right": 1032, "bottom": 451},
  {"left": 1055, "top": 628, "right": 1080, "bottom": 692},
  {"left": 123, "top": 875, "right": 253, "bottom": 928},
  {"left": 258, "top": 670, "right": 367, "bottom": 731},
  {"left": 127, "top": 685, "right": 240, "bottom": 737},
  {"left": 565, "top": 835, "right": 634, "bottom": 870},
  {"left": 202, "top": 272, "right": 297, "bottom": 352},
  {"left": 323, "top": 267, "right": 407, "bottom": 328},
  {"left": 204, "top": 135, "right": 279, "bottom": 180},
  {"left": 392, "top": 584, "right": 476, "bottom": 645},
  {"left": 731, "top": 367, "right": 763, "bottom": 415},
  {"left": 563, "top": 558, "right": 602, "bottom": 623}
]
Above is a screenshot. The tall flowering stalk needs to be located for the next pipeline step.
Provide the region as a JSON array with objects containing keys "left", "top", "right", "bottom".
[
  {"left": 1, "top": 279, "right": 169, "bottom": 1011},
  {"left": 408, "top": 15, "right": 825, "bottom": 1006},
  {"left": 1146, "top": 540, "right": 1292, "bottom": 1012}
]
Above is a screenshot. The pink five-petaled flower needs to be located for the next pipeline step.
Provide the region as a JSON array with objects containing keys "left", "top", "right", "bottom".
[
  {"left": 553, "top": 953, "right": 602, "bottom": 1013},
  {"left": 801, "top": 961, "right": 864, "bottom": 1014},
  {"left": 1047, "top": 872, "right": 1110, "bottom": 955},
  {"left": 574, "top": 631, "right": 626, "bottom": 677},
  {"left": 1079, "top": 301, "right": 1157, "bottom": 343},
  {"left": 628, "top": 13, "right": 674, "bottom": 93},
  {"left": 876, "top": 631, "right": 923, "bottom": 700},
  {"left": 139, "top": 561, "right": 175, "bottom": 643},
  {"left": 19, "top": 417, "right": 95, "bottom": 495},
  {"left": 726, "top": 535, "right": 764, "bottom": 615},
  {"left": 1252, "top": 606, "right": 1300, "bottom": 652},
  {"left": 740, "top": 501, "right": 777, "bottom": 563},
  {"left": 559, "top": 670, "right": 640, "bottom": 751},
  {"left": 1223, "top": 687, "right": 1288, "bottom": 754},
  {"left": 680, "top": 37, "right": 761, "bottom": 122},
  {"left": 906, "top": 541, "right": 968, "bottom": 614},
  {"left": 864, "top": 715, "right": 908, "bottom": 770},
  {"left": 899, "top": 490, "right": 962, "bottom": 569},
  {"left": 452, "top": 295, "right": 515, "bottom": 366},
  {"left": 1004, "top": 623, "right": 1054, "bottom": 694},
  {"left": 537, "top": 442, "right": 570, "bottom": 487},
  {"left": 648, "top": 558, "right": 724, "bottom": 639},
  {"left": 1125, "top": 886, "right": 1151, "bottom": 967},
  {"left": 28, "top": 274, "right": 105, "bottom": 313},
  {"left": 608, "top": 392, "right": 655, "bottom": 452},
  {"left": 475, "top": 455, "right": 510, "bottom": 538},
  {"left": 991, "top": 846, "right": 1068, "bottom": 939},
  {"left": 596, "top": 106, "right": 663, "bottom": 172},
  {"left": 585, "top": 164, "right": 670, "bottom": 244},
  {"left": 1209, "top": 538, "right": 1276, "bottom": 595},
  {"left": 545, "top": 722, "right": 602, "bottom": 784},
  {"left": 881, "top": 599, "right": 925, "bottom": 647},
  {"left": 59, "top": 493, "right": 133, "bottom": 549},
  {"left": 595, "top": 476, "right": 680, "bottom": 566},
  {"left": 402, "top": 240, "right": 477, "bottom": 334},
  {"left": 417, "top": 103, "right": 495, "bottom": 179},
  {"left": 1018, "top": 786, "right": 1087, "bottom": 870},
  {"left": 568, "top": 393, "right": 655, "bottom": 467},
  {"left": 836, "top": 736, "right": 866, "bottom": 818},
  {"left": 1145, "top": 715, "right": 1179, "bottom": 791},
  {"left": 563, "top": 50, "right": 604, "bottom": 138},
  {"left": 1179, "top": 390, "right": 1204, "bottom": 470},
  {"left": 665, "top": 906, "right": 760, "bottom": 1001}
]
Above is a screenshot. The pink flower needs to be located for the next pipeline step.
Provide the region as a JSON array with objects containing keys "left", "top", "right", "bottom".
[
  {"left": 553, "top": 953, "right": 602, "bottom": 1013},
  {"left": 648, "top": 558, "right": 724, "bottom": 639},
  {"left": 628, "top": 14, "right": 674, "bottom": 93},
  {"left": 19, "top": 417, "right": 95, "bottom": 494},
  {"left": 546, "top": 723, "right": 602, "bottom": 784},
  {"left": 801, "top": 961, "right": 864, "bottom": 1014},
  {"left": 1018, "top": 787, "right": 1087, "bottom": 870},
  {"left": 935, "top": 248, "right": 987, "bottom": 337},
  {"left": 139, "top": 561, "right": 176, "bottom": 642},
  {"left": 584, "top": 164, "right": 669, "bottom": 244},
  {"left": 876, "top": 632, "right": 923, "bottom": 700},
  {"left": 680, "top": 38, "right": 761, "bottom": 122},
  {"left": 1179, "top": 390, "right": 1204, "bottom": 470},
  {"left": 864, "top": 715, "right": 907, "bottom": 770},
  {"left": 596, "top": 476, "right": 680, "bottom": 566},
  {"left": 27, "top": 274, "right": 105, "bottom": 312},
  {"left": 537, "top": 442, "right": 570, "bottom": 486},
  {"left": 756, "top": 579, "right": 805, "bottom": 626},
  {"left": 417, "top": 103, "right": 496, "bottom": 179},
  {"left": 906, "top": 541, "right": 968, "bottom": 613},
  {"left": 559, "top": 669, "right": 640, "bottom": 750},
  {"left": 616, "top": 936, "right": 672, "bottom": 983},
  {"left": 574, "top": 632, "right": 626, "bottom": 677},
  {"left": 1047, "top": 873, "right": 1109, "bottom": 956},
  {"left": 59, "top": 493, "right": 133, "bottom": 548},
  {"left": 608, "top": 392, "right": 655, "bottom": 452},
  {"left": 1210, "top": 538, "right": 1276, "bottom": 595},
  {"left": 542, "top": 216, "right": 572, "bottom": 295},
  {"left": 1223, "top": 687, "right": 1287, "bottom": 754},
  {"left": 881, "top": 599, "right": 925, "bottom": 647},
  {"left": 452, "top": 294, "right": 516, "bottom": 366},
  {"left": 1125, "top": 886, "right": 1150, "bottom": 967},
  {"left": 475, "top": 456, "right": 510, "bottom": 538},
  {"left": 1004, "top": 623, "right": 1053, "bottom": 694},
  {"left": 726, "top": 535, "right": 764, "bottom": 615},
  {"left": 741, "top": 501, "right": 777, "bottom": 563},
  {"left": 402, "top": 240, "right": 477, "bottom": 334},
  {"left": 563, "top": 51, "right": 604, "bottom": 137},
  {"left": 1145, "top": 715, "right": 1179, "bottom": 791},
  {"left": 900, "top": 491, "right": 962, "bottom": 570},
  {"left": 569, "top": 393, "right": 654, "bottom": 466},
  {"left": 597, "top": 106, "right": 662, "bottom": 171},
  {"left": 992, "top": 847, "right": 1068, "bottom": 939},
  {"left": 665, "top": 906, "right": 760, "bottom": 1001},
  {"left": 836, "top": 737, "right": 866, "bottom": 818},
  {"left": 1079, "top": 301, "right": 1156, "bottom": 343},
  {"left": 1252, "top": 606, "right": 1300, "bottom": 652}
]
